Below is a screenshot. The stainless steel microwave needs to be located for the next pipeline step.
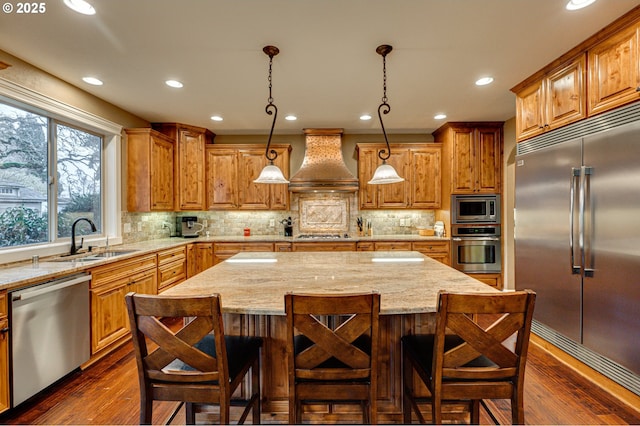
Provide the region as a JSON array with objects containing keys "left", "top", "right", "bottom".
[{"left": 451, "top": 194, "right": 500, "bottom": 224}]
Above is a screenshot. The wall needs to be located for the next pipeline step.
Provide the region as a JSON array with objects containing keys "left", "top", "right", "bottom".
[{"left": 502, "top": 117, "right": 516, "bottom": 290}]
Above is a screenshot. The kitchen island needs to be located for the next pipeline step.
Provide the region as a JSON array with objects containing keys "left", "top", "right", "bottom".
[{"left": 163, "top": 250, "right": 495, "bottom": 423}]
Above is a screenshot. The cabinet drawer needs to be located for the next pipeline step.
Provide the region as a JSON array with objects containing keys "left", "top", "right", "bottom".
[
  {"left": 374, "top": 241, "right": 412, "bottom": 251},
  {"left": 274, "top": 242, "right": 292, "bottom": 252},
  {"left": 90, "top": 254, "right": 157, "bottom": 288},
  {"left": 157, "top": 246, "right": 186, "bottom": 266},
  {"left": 158, "top": 259, "right": 186, "bottom": 291},
  {"left": 357, "top": 242, "right": 375, "bottom": 251},
  {"left": 412, "top": 241, "right": 450, "bottom": 253},
  {"left": 292, "top": 242, "right": 357, "bottom": 252},
  {"left": 213, "top": 242, "right": 274, "bottom": 253}
]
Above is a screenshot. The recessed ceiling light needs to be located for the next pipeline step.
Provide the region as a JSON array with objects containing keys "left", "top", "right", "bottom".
[
  {"left": 63, "top": 0, "right": 96, "bottom": 15},
  {"left": 434, "top": 113, "right": 447, "bottom": 120},
  {"left": 284, "top": 115, "right": 297, "bottom": 121},
  {"left": 210, "top": 115, "right": 223, "bottom": 122},
  {"left": 165, "top": 80, "right": 183, "bottom": 88},
  {"left": 82, "top": 76, "right": 103, "bottom": 86},
  {"left": 566, "top": 0, "right": 597, "bottom": 10},
  {"left": 360, "top": 114, "right": 372, "bottom": 121},
  {"left": 475, "top": 77, "right": 494, "bottom": 86}
]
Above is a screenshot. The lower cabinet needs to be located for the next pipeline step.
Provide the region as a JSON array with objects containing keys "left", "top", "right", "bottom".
[
  {"left": 0, "top": 291, "right": 8, "bottom": 414},
  {"left": 157, "top": 246, "right": 187, "bottom": 292},
  {"left": 89, "top": 254, "right": 157, "bottom": 357},
  {"left": 412, "top": 241, "right": 450, "bottom": 265},
  {"left": 468, "top": 273, "right": 502, "bottom": 289},
  {"left": 187, "top": 242, "right": 214, "bottom": 277}
]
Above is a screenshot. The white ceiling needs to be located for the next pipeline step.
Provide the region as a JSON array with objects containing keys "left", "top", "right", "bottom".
[{"left": 1, "top": 0, "right": 639, "bottom": 135}]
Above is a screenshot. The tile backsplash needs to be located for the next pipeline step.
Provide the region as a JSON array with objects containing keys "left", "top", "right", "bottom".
[{"left": 122, "top": 194, "right": 436, "bottom": 244}]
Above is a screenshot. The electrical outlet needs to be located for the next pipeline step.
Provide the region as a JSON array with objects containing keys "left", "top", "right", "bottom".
[
  {"left": 203, "top": 219, "right": 208, "bottom": 226},
  {"left": 400, "top": 219, "right": 406, "bottom": 226},
  {"left": 137, "top": 222, "right": 142, "bottom": 231},
  {"left": 405, "top": 218, "right": 411, "bottom": 227},
  {"left": 123, "top": 223, "right": 131, "bottom": 233},
  {"left": 269, "top": 219, "right": 275, "bottom": 227}
]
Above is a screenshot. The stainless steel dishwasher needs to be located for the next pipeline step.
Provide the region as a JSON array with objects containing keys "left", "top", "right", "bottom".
[{"left": 10, "top": 273, "right": 90, "bottom": 407}]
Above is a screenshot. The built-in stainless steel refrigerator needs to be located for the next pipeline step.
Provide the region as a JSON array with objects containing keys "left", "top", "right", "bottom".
[{"left": 515, "top": 102, "right": 640, "bottom": 393}]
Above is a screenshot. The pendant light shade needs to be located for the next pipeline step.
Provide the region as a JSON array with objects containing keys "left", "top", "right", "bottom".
[
  {"left": 255, "top": 45, "right": 289, "bottom": 184},
  {"left": 369, "top": 44, "right": 404, "bottom": 185},
  {"left": 254, "top": 163, "right": 289, "bottom": 184},
  {"left": 368, "top": 162, "right": 404, "bottom": 184}
]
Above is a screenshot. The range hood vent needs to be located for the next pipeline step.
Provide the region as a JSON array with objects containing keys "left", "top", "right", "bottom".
[{"left": 289, "top": 129, "right": 359, "bottom": 192}]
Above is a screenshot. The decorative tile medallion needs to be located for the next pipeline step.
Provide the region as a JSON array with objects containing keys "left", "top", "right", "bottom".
[{"left": 299, "top": 194, "right": 350, "bottom": 233}]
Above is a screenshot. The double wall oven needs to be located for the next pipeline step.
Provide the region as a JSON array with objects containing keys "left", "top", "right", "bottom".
[{"left": 451, "top": 195, "right": 501, "bottom": 274}]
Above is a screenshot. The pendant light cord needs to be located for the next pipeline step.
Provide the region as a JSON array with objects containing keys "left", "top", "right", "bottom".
[{"left": 264, "top": 46, "right": 279, "bottom": 163}]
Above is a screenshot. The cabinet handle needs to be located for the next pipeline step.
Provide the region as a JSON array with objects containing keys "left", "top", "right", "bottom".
[{"left": 636, "top": 87, "right": 640, "bottom": 92}]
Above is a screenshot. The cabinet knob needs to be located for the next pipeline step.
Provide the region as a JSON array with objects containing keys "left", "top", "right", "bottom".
[{"left": 636, "top": 87, "right": 640, "bottom": 92}]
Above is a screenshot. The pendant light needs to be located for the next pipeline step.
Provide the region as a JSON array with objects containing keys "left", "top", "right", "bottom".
[
  {"left": 254, "top": 45, "right": 290, "bottom": 184},
  {"left": 368, "top": 44, "right": 404, "bottom": 185}
]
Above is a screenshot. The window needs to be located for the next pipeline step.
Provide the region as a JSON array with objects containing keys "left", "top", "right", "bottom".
[{"left": 0, "top": 102, "right": 103, "bottom": 249}]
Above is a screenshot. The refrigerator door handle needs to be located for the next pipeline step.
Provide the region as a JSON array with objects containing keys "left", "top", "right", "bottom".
[
  {"left": 583, "top": 166, "right": 595, "bottom": 277},
  {"left": 570, "top": 167, "right": 581, "bottom": 274}
]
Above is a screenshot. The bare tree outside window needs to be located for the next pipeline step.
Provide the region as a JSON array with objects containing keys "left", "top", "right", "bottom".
[{"left": 0, "top": 102, "right": 103, "bottom": 248}]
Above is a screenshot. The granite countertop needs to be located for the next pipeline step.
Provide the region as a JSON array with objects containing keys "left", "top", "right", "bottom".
[
  {"left": 162, "top": 251, "right": 495, "bottom": 315},
  {"left": 0, "top": 234, "right": 449, "bottom": 291}
]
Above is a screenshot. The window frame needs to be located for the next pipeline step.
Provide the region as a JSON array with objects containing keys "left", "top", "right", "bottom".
[{"left": 0, "top": 78, "right": 122, "bottom": 263}]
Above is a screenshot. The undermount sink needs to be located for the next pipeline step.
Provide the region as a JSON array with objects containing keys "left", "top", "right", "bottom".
[{"left": 52, "top": 249, "right": 139, "bottom": 262}]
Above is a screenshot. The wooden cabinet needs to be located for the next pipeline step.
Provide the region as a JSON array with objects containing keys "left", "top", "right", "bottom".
[
  {"left": 153, "top": 123, "right": 215, "bottom": 211},
  {"left": 292, "top": 241, "right": 357, "bottom": 252},
  {"left": 0, "top": 291, "right": 8, "bottom": 414},
  {"left": 125, "top": 128, "right": 175, "bottom": 211},
  {"left": 274, "top": 242, "right": 292, "bottom": 252},
  {"left": 514, "top": 55, "right": 587, "bottom": 141},
  {"left": 468, "top": 273, "right": 502, "bottom": 289},
  {"left": 90, "top": 254, "right": 157, "bottom": 356},
  {"left": 187, "top": 242, "right": 214, "bottom": 277},
  {"left": 374, "top": 241, "right": 412, "bottom": 251},
  {"left": 213, "top": 242, "right": 274, "bottom": 264},
  {"left": 206, "top": 144, "right": 291, "bottom": 210},
  {"left": 433, "top": 122, "right": 502, "bottom": 194},
  {"left": 588, "top": 23, "right": 640, "bottom": 116},
  {"left": 412, "top": 241, "right": 450, "bottom": 266},
  {"left": 356, "top": 241, "right": 375, "bottom": 251},
  {"left": 357, "top": 143, "right": 442, "bottom": 209},
  {"left": 157, "top": 246, "right": 187, "bottom": 292}
]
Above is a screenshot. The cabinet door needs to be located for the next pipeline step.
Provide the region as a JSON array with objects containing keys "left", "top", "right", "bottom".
[
  {"left": 238, "top": 150, "right": 270, "bottom": 210},
  {"left": 128, "top": 271, "right": 157, "bottom": 296},
  {"left": 475, "top": 127, "right": 502, "bottom": 193},
  {"left": 377, "top": 149, "right": 409, "bottom": 208},
  {"left": 515, "top": 79, "right": 545, "bottom": 141},
  {"left": 206, "top": 148, "right": 238, "bottom": 209},
  {"left": 410, "top": 148, "right": 441, "bottom": 208},
  {"left": 546, "top": 55, "right": 587, "bottom": 130},
  {"left": 91, "top": 282, "right": 129, "bottom": 355},
  {"left": 196, "top": 243, "right": 215, "bottom": 271},
  {"left": 357, "top": 147, "right": 379, "bottom": 209},
  {"left": 186, "top": 243, "right": 198, "bottom": 278},
  {"left": 450, "top": 128, "right": 476, "bottom": 193},
  {"left": 150, "top": 134, "right": 175, "bottom": 210},
  {"left": 268, "top": 147, "right": 290, "bottom": 210},
  {"left": 589, "top": 24, "right": 640, "bottom": 116},
  {"left": 176, "top": 128, "right": 206, "bottom": 210}
]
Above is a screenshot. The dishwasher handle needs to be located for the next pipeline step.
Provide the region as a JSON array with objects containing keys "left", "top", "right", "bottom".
[{"left": 12, "top": 274, "right": 91, "bottom": 302}]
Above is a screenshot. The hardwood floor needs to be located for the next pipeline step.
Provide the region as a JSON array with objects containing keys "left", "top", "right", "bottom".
[{"left": 1, "top": 339, "right": 639, "bottom": 425}]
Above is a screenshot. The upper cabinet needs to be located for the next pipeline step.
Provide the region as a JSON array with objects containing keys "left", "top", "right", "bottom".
[
  {"left": 588, "top": 24, "right": 640, "bottom": 116},
  {"left": 433, "top": 123, "right": 503, "bottom": 194},
  {"left": 206, "top": 144, "right": 291, "bottom": 210},
  {"left": 152, "top": 123, "right": 215, "bottom": 211},
  {"left": 514, "top": 55, "right": 587, "bottom": 141},
  {"left": 357, "top": 143, "right": 442, "bottom": 209},
  {"left": 512, "top": 8, "right": 640, "bottom": 141},
  {"left": 125, "top": 128, "right": 175, "bottom": 212}
]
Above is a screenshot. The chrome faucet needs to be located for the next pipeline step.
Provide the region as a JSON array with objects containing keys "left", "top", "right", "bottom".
[{"left": 70, "top": 217, "right": 97, "bottom": 255}]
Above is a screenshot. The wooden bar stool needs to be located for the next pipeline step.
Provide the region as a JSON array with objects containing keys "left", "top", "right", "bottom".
[
  {"left": 285, "top": 292, "right": 381, "bottom": 424},
  {"left": 401, "top": 290, "right": 536, "bottom": 424},
  {"left": 125, "top": 292, "right": 262, "bottom": 425}
]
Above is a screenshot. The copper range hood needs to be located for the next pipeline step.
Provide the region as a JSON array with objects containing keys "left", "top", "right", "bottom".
[{"left": 288, "top": 128, "right": 359, "bottom": 192}]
